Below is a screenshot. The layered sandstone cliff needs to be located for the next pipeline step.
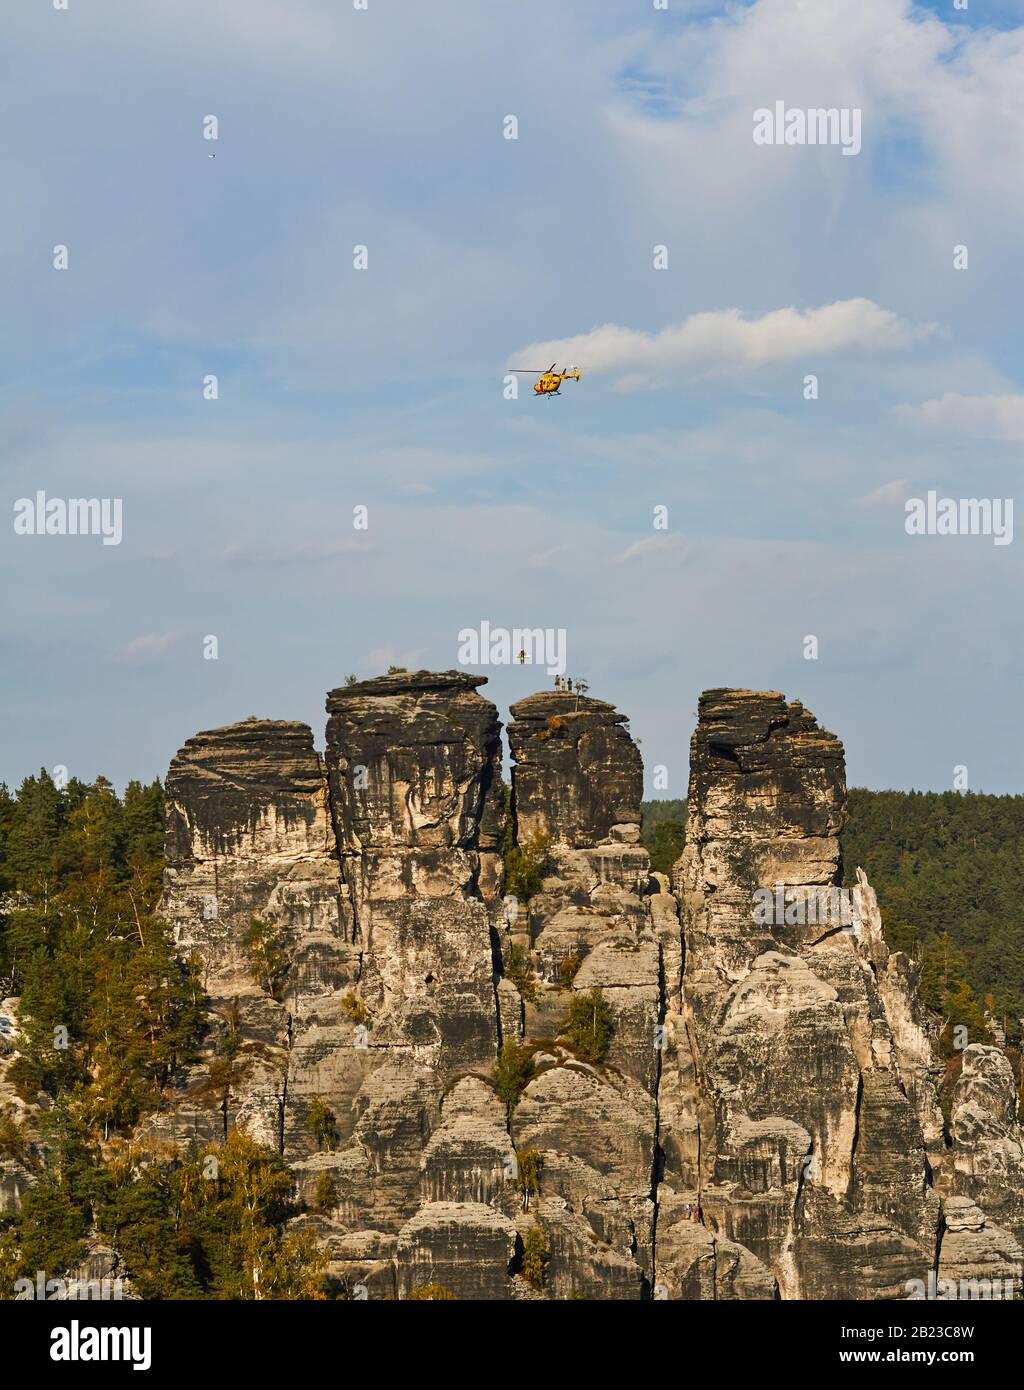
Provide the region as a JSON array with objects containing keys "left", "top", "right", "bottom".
[
  {"left": 661, "top": 691, "right": 934, "bottom": 1298},
  {"left": 151, "top": 677, "right": 1023, "bottom": 1299}
]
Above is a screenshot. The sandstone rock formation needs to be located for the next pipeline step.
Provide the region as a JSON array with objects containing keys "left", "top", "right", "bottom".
[
  {"left": 150, "top": 677, "right": 1023, "bottom": 1300},
  {"left": 155, "top": 718, "right": 347, "bottom": 1148},
  {"left": 500, "top": 691, "right": 659, "bottom": 1296},
  {"left": 661, "top": 691, "right": 938, "bottom": 1298},
  {"left": 507, "top": 692, "right": 642, "bottom": 847},
  {"left": 943, "top": 1044, "right": 1024, "bottom": 1276},
  {"left": 162, "top": 718, "right": 345, "bottom": 996},
  {"left": 323, "top": 669, "right": 503, "bottom": 1063}
]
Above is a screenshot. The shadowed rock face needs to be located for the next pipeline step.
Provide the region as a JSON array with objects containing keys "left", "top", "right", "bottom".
[
  {"left": 508, "top": 692, "right": 643, "bottom": 848},
  {"left": 324, "top": 670, "right": 504, "bottom": 870},
  {"left": 162, "top": 719, "right": 345, "bottom": 994},
  {"left": 148, "top": 679, "right": 1023, "bottom": 1300},
  {"left": 165, "top": 720, "right": 329, "bottom": 856}
]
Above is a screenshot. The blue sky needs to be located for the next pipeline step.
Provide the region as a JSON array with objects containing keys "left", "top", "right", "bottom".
[{"left": 3, "top": 0, "right": 1023, "bottom": 797}]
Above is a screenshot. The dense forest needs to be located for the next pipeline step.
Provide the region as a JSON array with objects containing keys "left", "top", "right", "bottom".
[
  {"left": 0, "top": 771, "right": 325, "bottom": 1298},
  {"left": 842, "top": 789, "right": 1024, "bottom": 1037}
]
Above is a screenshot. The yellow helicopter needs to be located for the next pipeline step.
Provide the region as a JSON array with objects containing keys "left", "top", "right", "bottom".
[{"left": 509, "top": 362, "right": 583, "bottom": 397}]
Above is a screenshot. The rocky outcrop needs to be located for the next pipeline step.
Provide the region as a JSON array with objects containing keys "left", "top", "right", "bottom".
[
  {"left": 655, "top": 1189, "right": 776, "bottom": 1300},
  {"left": 324, "top": 669, "right": 504, "bottom": 914},
  {"left": 659, "top": 689, "right": 942, "bottom": 1300},
  {"left": 507, "top": 692, "right": 642, "bottom": 848},
  {"left": 395, "top": 1202, "right": 517, "bottom": 1300},
  {"left": 501, "top": 693, "right": 659, "bottom": 1297},
  {"left": 854, "top": 872, "right": 947, "bottom": 1174},
  {"left": 947, "top": 1046, "right": 1024, "bottom": 1254},
  {"left": 148, "top": 677, "right": 1023, "bottom": 1300},
  {"left": 936, "top": 1195, "right": 1021, "bottom": 1296},
  {"left": 161, "top": 718, "right": 346, "bottom": 997},
  {"left": 156, "top": 718, "right": 350, "bottom": 1147},
  {"left": 275, "top": 675, "right": 506, "bottom": 1290}
]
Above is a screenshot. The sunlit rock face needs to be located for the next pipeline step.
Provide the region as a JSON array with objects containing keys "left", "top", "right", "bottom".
[
  {"left": 321, "top": 670, "right": 504, "bottom": 1069},
  {"left": 503, "top": 692, "right": 659, "bottom": 1298},
  {"left": 660, "top": 689, "right": 942, "bottom": 1300},
  {"left": 157, "top": 718, "right": 349, "bottom": 1149},
  {"left": 281, "top": 672, "right": 506, "bottom": 1264},
  {"left": 948, "top": 1045, "right": 1024, "bottom": 1255},
  {"left": 150, "top": 679, "right": 1022, "bottom": 1299}
]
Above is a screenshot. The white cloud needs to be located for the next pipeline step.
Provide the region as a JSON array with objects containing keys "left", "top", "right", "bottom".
[
  {"left": 524, "top": 543, "right": 574, "bottom": 571},
  {"left": 614, "top": 535, "right": 683, "bottom": 564},
  {"left": 895, "top": 393, "right": 1024, "bottom": 442},
  {"left": 858, "top": 479, "right": 908, "bottom": 509},
  {"left": 512, "top": 299, "right": 938, "bottom": 391},
  {"left": 115, "top": 630, "right": 185, "bottom": 662}
]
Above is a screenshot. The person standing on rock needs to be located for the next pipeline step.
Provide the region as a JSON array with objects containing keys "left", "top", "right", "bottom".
[
  {"left": 554, "top": 674, "right": 562, "bottom": 691},
  {"left": 566, "top": 677, "right": 572, "bottom": 693},
  {"left": 518, "top": 647, "right": 526, "bottom": 665}
]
